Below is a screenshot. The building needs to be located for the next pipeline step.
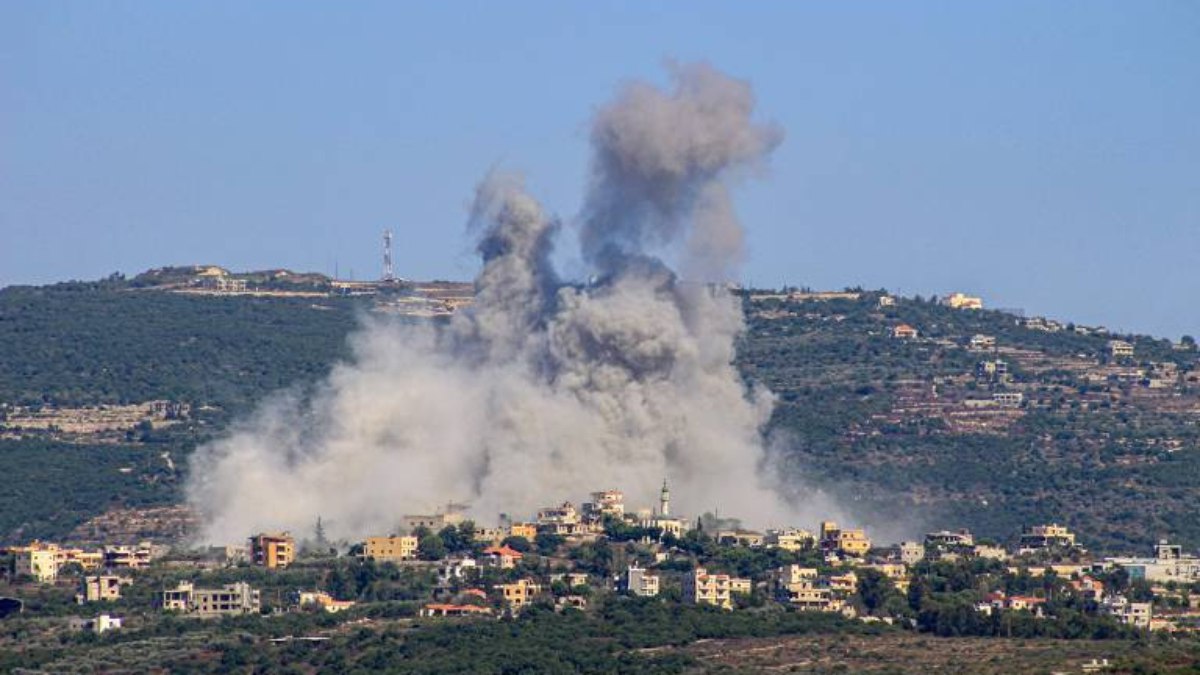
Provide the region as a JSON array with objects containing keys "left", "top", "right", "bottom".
[
  {"left": 1019, "top": 523, "right": 1077, "bottom": 550},
  {"left": 482, "top": 545, "right": 523, "bottom": 569},
  {"left": 925, "top": 529, "right": 975, "bottom": 548},
  {"left": 297, "top": 591, "right": 356, "bottom": 613},
  {"left": 402, "top": 508, "right": 466, "bottom": 534},
  {"left": 878, "top": 295, "right": 895, "bottom": 308},
  {"left": 495, "top": 579, "right": 543, "bottom": 610},
  {"left": 717, "top": 530, "right": 765, "bottom": 547},
  {"left": 977, "top": 359, "right": 1010, "bottom": 382},
  {"left": 1103, "top": 596, "right": 1152, "bottom": 629},
  {"left": 683, "top": 567, "right": 750, "bottom": 610},
  {"left": 819, "top": 521, "right": 871, "bottom": 558},
  {"left": 1102, "top": 540, "right": 1200, "bottom": 584},
  {"left": 79, "top": 575, "right": 129, "bottom": 603},
  {"left": 623, "top": 564, "right": 660, "bottom": 597},
  {"left": 774, "top": 566, "right": 837, "bottom": 611},
  {"left": 12, "top": 542, "right": 61, "bottom": 582},
  {"left": 898, "top": 541, "right": 926, "bottom": 565},
  {"left": 158, "top": 581, "right": 261, "bottom": 618},
  {"left": 550, "top": 572, "right": 589, "bottom": 589},
  {"left": 363, "top": 535, "right": 419, "bottom": 563},
  {"left": 1108, "top": 340, "right": 1135, "bottom": 358},
  {"left": 250, "top": 532, "right": 295, "bottom": 569},
  {"left": 420, "top": 603, "right": 492, "bottom": 618},
  {"left": 969, "top": 334, "right": 996, "bottom": 350},
  {"left": 438, "top": 557, "right": 478, "bottom": 587},
  {"left": 72, "top": 613, "right": 122, "bottom": 634},
  {"left": 509, "top": 523, "right": 538, "bottom": 541},
  {"left": 581, "top": 490, "right": 625, "bottom": 522},
  {"left": 992, "top": 391, "right": 1024, "bottom": 408},
  {"left": 892, "top": 324, "right": 918, "bottom": 339},
  {"left": 764, "top": 528, "right": 815, "bottom": 552},
  {"left": 943, "top": 293, "right": 983, "bottom": 310},
  {"left": 828, "top": 571, "right": 858, "bottom": 594},
  {"left": 103, "top": 544, "right": 155, "bottom": 569}
]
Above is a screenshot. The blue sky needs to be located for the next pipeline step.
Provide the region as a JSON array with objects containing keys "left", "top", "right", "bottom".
[{"left": 2, "top": 2, "right": 1197, "bottom": 338}]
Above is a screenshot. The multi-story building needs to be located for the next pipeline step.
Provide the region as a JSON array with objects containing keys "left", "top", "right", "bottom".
[
  {"left": 581, "top": 490, "right": 625, "bottom": 522},
  {"left": 12, "top": 542, "right": 61, "bottom": 582},
  {"left": 925, "top": 529, "right": 975, "bottom": 548},
  {"left": 1103, "top": 596, "right": 1152, "bottom": 629},
  {"left": 897, "top": 541, "right": 926, "bottom": 565},
  {"left": 363, "top": 535, "right": 419, "bottom": 563},
  {"left": 79, "top": 575, "right": 128, "bottom": 603},
  {"left": 1108, "top": 340, "right": 1135, "bottom": 358},
  {"left": 509, "top": 522, "right": 538, "bottom": 541},
  {"left": 103, "top": 544, "right": 154, "bottom": 569},
  {"left": 1101, "top": 540, "right": 1200, "bottom": 584},
  {"left": 944, "top": 292, "right": 983, "bottom": 310},
  {"left": 495, "top": 579, "right": 543, "bottom": 610},
  {"left": 1019, "top": 524, "right": 1077, "bottom": 550},
  {"left": 402, "top": 507, "right": 466, "bottom": 534},
  {"left": 683, "top": 567, "right": 750, "bottom": 610},
  {"left": 892, "top": 324, "right": 918, "bottom": 339},
  {"left": 158, "top": 581, "right": 261, "bottom": 618},
  {"left": 623, "top": 564, "right": 660, "bottom": 597},
  {"left": 969, "top": 334, "right": 997, "bottom": 350},
  {"left": 820, "top": 521, "right": 871, "bottom": 558},
  {"left": 438, "top": 557, "right": 478, "bottom": 587},
  {"left": 764, "top": 528, "right": 815, "bottom": 552},
  {"left": 249, "top": 532, "right": 295, "bottom": 569},
  {"left": 482, "top": 545, "right": 523, "bottom": 569},
  {"left": 774, "top": 565, "right": 837, "bottom": 611}
]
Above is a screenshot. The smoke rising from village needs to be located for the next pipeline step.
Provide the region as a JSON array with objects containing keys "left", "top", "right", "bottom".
[{"left": 186, "top": 62, "right": 851, "bottom": 544}]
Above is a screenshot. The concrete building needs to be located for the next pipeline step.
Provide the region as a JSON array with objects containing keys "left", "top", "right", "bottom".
[
  {"left": 495, "top": 579, "right": 543, "bottom": 610},
  {"left": 402, "top": 506, "right": 467, "bottom": 534},
  {"left": 581, "top": 490, "right": 625, "bottom": 522},
  {"left": 250, "top": 532, "right": 295, "bottom": 569},
  {"left": 1108, "top": 340, "right": 1135, "bottom": 358},
  {"left": 925, "top": 529, "right": 975, "bottom": 548},
  {"left": 159, "top": 581, "right": 261, "bottom": 618},
  {"left": 969, "top": 334, "right": 997, "bottom": 350},
  {"left": 72, "top": 613, "right": 122, "bottom": 634},
  {"left": 482, "top": 545, "right": 524, "bottom": 569},
  {"left": 819, "top": 521, "right": 871, "bottom": 558},
  {"left": 297, "top": 591, "right": 356, "bottom": 613},
  {"left": 683, "top": 567, "right": 750, "bottom": 610},
  {"left": 774, "top": 566, "right": 837, "bottom": 611},
  {"left": 1103, "top": 596, "right": 1152, "bottom": 629},
  {"left": 1019, "top": 523, "right": 1077, "bottom": 550},
  {"left": 623, "top": 564, "right": 660, "bottom": 597},
  {"left": 79, "top": 575, "right": 129, "bottom": 603},
  {"left": 892, "top": 324, "right": 918, "bottom": 339},
  {"left": 1102, "top": 540, "right": 1200, "bottom": 584},
  {"left": 103, "top": 544, "right": 155, "bottom": 569},
  {"left": 420, "top": 603, "right": 492, "bottom": 618},
  {"left": 898, "top": 541, "right": 926, "bottom": 565},
  {"left": 9, "top": 542, "right": 104, "bottom": 582},
  {"left": 363, "top": 535, "right": 419, "bottom": 563},
  {"left": 764, "top": 528, "right": 815, "bottom": 552},
  {"left": 944, "top": 292, "right": 983, "bottom": 310},
  {"left": 508, "top": 523, "right": 538, "bottom": 541},
  {"left": 438, "top": 557, "right": 478, "bottom": 587}
]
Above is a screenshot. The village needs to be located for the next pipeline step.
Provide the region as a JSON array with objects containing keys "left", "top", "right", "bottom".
[{"left": 4, "top": 479, "right": 1200, "bottom": 643}]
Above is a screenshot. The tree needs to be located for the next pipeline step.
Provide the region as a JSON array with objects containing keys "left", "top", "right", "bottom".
[{"left": 418, "top": 534, "right": 447, "bottom": 561}]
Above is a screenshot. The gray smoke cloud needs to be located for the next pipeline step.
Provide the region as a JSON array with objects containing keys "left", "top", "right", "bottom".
[{"left": 185, "top": 62, "right": 852, "bottom": 545}]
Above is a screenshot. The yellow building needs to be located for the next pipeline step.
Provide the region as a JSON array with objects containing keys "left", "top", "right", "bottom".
[
  {"left": 363, "top": 535, "right": 419, "bottom": 563},
  {"left": 828, "top": 571, "right": 858, "bottom": 594},
  {"left": 249, "top": 532, "right": 295, "bottom": 569},
  {"left": 495, "top": 579, "right": 543, "bottom": 609},
  {"left": 765, "top": 528, "right": 815, "bottom": 552},
  {"left": 944, "top": 292, "right": 983, "bottom": 310},
  {"left": 1020, "top": 523, "right": 1077, "bottom": 550},
  {"left": 80, "top": 575, "right": 128, "bottom": 602},
  {"left": 683, "top": 567, "right": 750, "bottom": 610},
  {"left": 13, "top": 542, "right": 61, "bottom": 582},
  {"left": 820, "top": 521, "right": 871, "bottom": 558},
  {"left": 509, "top": 522, "right": 538, "bottom": 541}
]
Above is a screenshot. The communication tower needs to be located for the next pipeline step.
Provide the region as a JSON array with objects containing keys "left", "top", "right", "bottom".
[{"left": 382, "top": 229, "right": 395, "bottom": 282}]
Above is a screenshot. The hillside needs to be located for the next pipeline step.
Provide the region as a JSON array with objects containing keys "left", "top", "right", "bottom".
[{"left": 0, "top": 278, "right": 1197, "bottom": 552}]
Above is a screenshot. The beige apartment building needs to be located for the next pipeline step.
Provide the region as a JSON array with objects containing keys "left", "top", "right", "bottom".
[
  {"left": 683, "top": 567, "right": 751, "bottom": 610},
  {"left": 363, "top": 535, "right": 419, "bottom": 562},
  {"left": 159, "top": 581, "right": 261, "bottom": 618}
]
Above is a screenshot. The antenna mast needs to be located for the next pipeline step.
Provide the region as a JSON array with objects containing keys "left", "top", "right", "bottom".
[{"left": 382, "top": 229, "right": 395, "bottom": 282}]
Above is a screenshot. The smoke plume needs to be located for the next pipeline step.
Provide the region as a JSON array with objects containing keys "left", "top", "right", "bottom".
[{"left": 186, "top": 62, "right": 846, "bottom": 544}]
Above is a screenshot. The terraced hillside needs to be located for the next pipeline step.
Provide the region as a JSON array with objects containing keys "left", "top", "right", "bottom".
[{"left": 0, "top": 279, "right": 1197, "bottom": 551}]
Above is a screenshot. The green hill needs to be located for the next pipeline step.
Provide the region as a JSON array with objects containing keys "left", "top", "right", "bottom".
[{"left": 0, "top": 279, "right": 1197, "bottom": 552}]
